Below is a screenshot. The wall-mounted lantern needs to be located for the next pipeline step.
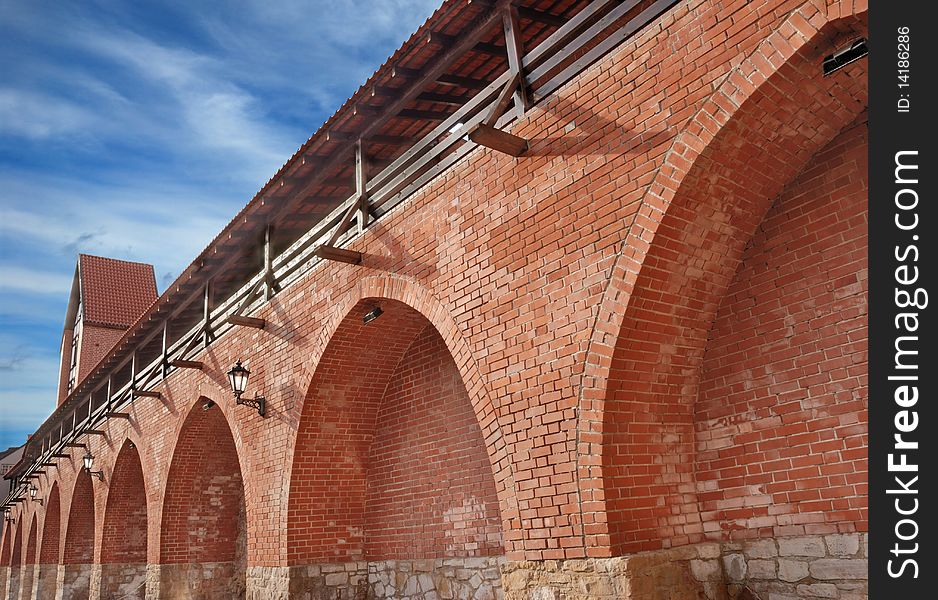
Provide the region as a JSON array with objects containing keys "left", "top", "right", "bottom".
[
  {"left": 29, "top": 485, "right": 43, "bottom": 506},
  {"left": 227, "top": 360, "right": 266, "bottom": 417},
  {"left": 82, "top": 451, "right": 105, "bottom": 481}
]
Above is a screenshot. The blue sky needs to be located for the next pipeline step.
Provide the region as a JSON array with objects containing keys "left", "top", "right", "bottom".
[{"left": 0, "top": 0, "right": 439, "bottom": 449}]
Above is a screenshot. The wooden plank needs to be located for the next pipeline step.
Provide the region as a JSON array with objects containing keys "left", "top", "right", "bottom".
[
  {"left": 314, "top": 245, "right": 363, "bottom": 265},
  {"left": 50, "top": 454, "right": 69, "bottom": 458},
  {"left": 132, "top": 390, "right": 161, "bottom": 399},
  {"left": 355, "top": 139, "right": 369, "bottom": 233},
  {"left": 486, "top": 72, "right": 521, "bottom": 126},
  {"left": 368, "top": 134, "right": 415, "bottom": 146},
  {"left": 468, "top": 123, "right": 528, "bottom": 156},
  {"left": 64, "top": 443, "right": 85, "bottom": 448},
  {"left": 84, "top": 430, "right": 106, "bottom": 435},
  {"left": 518, "top": 6, "right": 566, "bottom": 27},
  {"left": 227, "top": 315, "right": 267, "bottom": 329},
  {"left": 436, "top": 74, "right": 489, "bottom": 89},
  {"left": 533, "top": 0, "right": 679, "bottom": 102},
  {"left": 169, "top": 359, "right": 204, "bottom": 370},
  {"left": 106, "top": 413, "right": 132, "bottom": 419},
  {"left": 397, "top": 108, "right": 453, "bottom": 121},
  {"left": 527, "top": 0, "right": 642, "bottom": 82},
  {"left": 503, "top": 5, "right": 529, "bottom": 116}
]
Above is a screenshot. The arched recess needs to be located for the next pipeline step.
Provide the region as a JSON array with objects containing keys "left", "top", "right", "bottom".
[
  {"left": 576, "top": 3, "right": 868, "bottom": 555},
  {"left": 6, "top": 519, "right": 23, "bottom": 599},
  {"left": 160, "top": 399, "right": 246, "bottom": 599},
  {"left": 288, "top": 299, "right": 504, "bottom": 598},
  {"left": 101, "top": 440, "right": 148, "bottom": 599},
  {"left": 64, "top": 469, "right": 96, "bottom": 599},
  {"left": 695, "top": 116, "right": 869, "bottom": 537},
  {"left": 0, "top": 524, "right": 10, "bottom": 591},
  {"left": 36, "top": 482, "right": 61, "bottom": 600},
  {"left": 21, "top": 514, "right": 38, "bottom": 599}
]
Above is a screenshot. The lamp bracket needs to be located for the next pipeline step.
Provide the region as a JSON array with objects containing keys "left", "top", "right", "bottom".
[{"left": 236, "top": 393, "right": 267, "bottom": 418}]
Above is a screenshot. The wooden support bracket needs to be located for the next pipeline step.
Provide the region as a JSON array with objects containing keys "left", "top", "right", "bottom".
[
  {"left": 50, "top": 454, "right": 69, "bottom": 458},
  {"left": 84, "top": 430, "right": 106, "bottom": 436},
  {"left": 169, "top": 359, "right": 204, "bottom": 370},
  {"left": 40, "top": 463, "right": 56, "bottom": 468},
  {"left": 64, "top": 443, "right": 86, "bottom": 448},
  {"left": 133, "top": 390, "right": 162, "bottom": 399},
  {"left": 314, "top": 245, "right": 363, "bottom": 265},
  {"left": 227, "top": 315, "right": 267, "bottom": 329},
  {"left": 468, "top": 123, "right": 528, "bottom": 156},
  {"left": 106, "top": 412, "right": 132, "bottom": 420}
]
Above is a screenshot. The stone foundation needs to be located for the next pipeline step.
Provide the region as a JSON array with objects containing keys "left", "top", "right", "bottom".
[
  {"left": 98, "top": 563, "right": 147, "bottom": 599},
  {"left": 6, "top": 568, "right": 19, "bottom": 600},
  {"left": 501, "top": 544, "right": 725, "bottom": 600},
  {"left": 19, "top": 564, "right": 37, "bottom": 600},
  {"left": 61, "top": 563, "right": 93, "bottom": 600},
  {"left": 150, "top": 562, "right": 245, "bottom": 599},
  {"left": 721, "top": 534, "right": 867, "bottom": 600},
  {"left": 33, "top": 564, "right": 57, "bottom": 600},
  {"left": 284, "top": 556, "right": 505, "bottom": 600}
]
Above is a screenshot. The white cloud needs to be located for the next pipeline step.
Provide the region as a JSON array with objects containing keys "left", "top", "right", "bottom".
[{"left": 0, "top": 267, "right": 72, "bottom": 296}]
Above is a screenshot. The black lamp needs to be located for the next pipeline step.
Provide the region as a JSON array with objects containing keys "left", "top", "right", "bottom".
[
  {"left": 82, "top": 451, "right": 104, "bottom": 481},
  {"left": 29, "top": 485, "right": 43, "bottom": 506},
  {"left": 227, "top": 360, "right": 266, "bottom": 417}
]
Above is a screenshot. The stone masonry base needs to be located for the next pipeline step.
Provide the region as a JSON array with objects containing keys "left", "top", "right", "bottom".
[{"left": 5, "top": 535, "right": 867, "bottom": 599}]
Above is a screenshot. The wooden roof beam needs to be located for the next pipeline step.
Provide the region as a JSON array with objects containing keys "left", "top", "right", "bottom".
[
  {"left": 518, "top": 6, "right": 566, "bottom": 27},
  {"left": 436, "top": 74, "right": 490, "bottom": 90},
  {"left": 468, "top": 123, "right": 528, "bottom": 156},
  {"left": 314, "top": 245, "right": 363, "bottom": 265}
]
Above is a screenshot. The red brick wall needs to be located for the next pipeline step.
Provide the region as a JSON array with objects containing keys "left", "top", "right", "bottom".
[
  {"left": 64, "top": 470, "right": 94, "bottom": 564},
  {"left": 101, "top": 441, "right": 148, "bottom": 564},
  {"left": 289, "top": 300, "right": 502, "bottom": 564},
  {"left": 695, "top": 118, "right": 868, "bottom": 539},
  {"left": 0, "top": 522, "right": 10, "bottom": 566},
  {"left": 78, "top": 324, "right": 126, "bottom": 386},
  {"left": 25, "top": 515, "right": 37, "bottom": 566},
  {"left": 6, "top": 0, "right": 869, "bottom": 576},
  {"left": 365, "top": 325, "right": 502, "bottom": 560},
  {"left": 160, "top": 403, "right": 245, "bottom": 564},
  {"left": 9, "top": 520, "right": 22, "bottom": 567},
  {"left": 39, "top": 483, "right": 60, "bottom": 564}
]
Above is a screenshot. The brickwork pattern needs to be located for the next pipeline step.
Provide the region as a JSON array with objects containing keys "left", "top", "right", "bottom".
[
  {"left": 696, "top": 120, "right": 868, "bottom": 540},
  {"left": 0, "top": 1, "right": 870, "bottom": 598},
  {"left": 722, "top": 534, "right": 867, "bottom": 599}
]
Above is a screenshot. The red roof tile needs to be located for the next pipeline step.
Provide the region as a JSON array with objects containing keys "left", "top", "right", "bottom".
[{"left": 78, "top": 254, "right": 158, "bottom": 328}]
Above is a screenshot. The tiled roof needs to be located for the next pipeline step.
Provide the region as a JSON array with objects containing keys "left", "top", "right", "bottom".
[{"left": 78, "top": 254, "right": 158, "bottom": 328}]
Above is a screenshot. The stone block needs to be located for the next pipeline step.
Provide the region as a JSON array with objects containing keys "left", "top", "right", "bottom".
[
  {"left": 690, "top": 559, "right": 722, "bottom": 582},
  {"left": 744, "top": 539, "right": 778, "bottom": 559},
  {"left": 809, "top": 559, "right": 867, "bottom": 580},
  {"left": 777, "top": 559, "right": 809, "bottom": 582},
  {"left": 825, "top": 534, "right": 860, "bottom": 557},
  {"left": 796, "top": 583, "right": 839, "bottom": 598},
  {"left": 747, "top": 559, "right": 777, "bottom": 579},
  {"left": 722, "top": 554, "right": 747, "bottom": 582},
  {"left": 778, "top": 536, "right": 826, "bottom": 557}
]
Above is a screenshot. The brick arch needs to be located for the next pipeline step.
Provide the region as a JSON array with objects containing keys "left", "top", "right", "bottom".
[
  {"left": 100, "top": 439, "right": 148, "bottom": 597},
  {"left": 288, "top": 297, "right": 504, "bottom": 568},
  {"left": 39, "top": 482, "right": 60, "bottom": 564},
  {"left": 695, "top": 117, "right": 869, "bottom": 538},
  {"left": 160, "top": 396, "right": 246, "bottom": 598},
  {"left": 35, "top": 481, "right": 61, "bottom": 599},
  {"left": 288, "top": 275, "right": 518, "bottom": 539},
  {"left": 21, "top": 513, "right": 38, "bottom": 598},
  {"left": 63, "top": 469, "right": 95, "bottom": 598},
  {"left": 0, "top": 523, "right": 13, "bottom": 567},
  {"left": 574, "top": 1, "right": 869, "bottom": 555},
  {"left": 25, "top": 513, "right": 37, "bottom": 564}
]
